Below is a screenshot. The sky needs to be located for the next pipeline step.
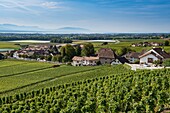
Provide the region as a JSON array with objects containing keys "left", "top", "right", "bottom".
[{"left": 0, "top": 0, "right": 170, "bottom": 33}]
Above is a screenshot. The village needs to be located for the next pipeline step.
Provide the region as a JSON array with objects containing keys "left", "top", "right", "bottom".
[{"left": 1, "top": 41, "right": 169, "bottom": 70}]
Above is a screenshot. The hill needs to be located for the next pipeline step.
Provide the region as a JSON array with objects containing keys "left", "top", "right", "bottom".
[{"left": 0, "top": 24, "right": 44, "bottom": 32}]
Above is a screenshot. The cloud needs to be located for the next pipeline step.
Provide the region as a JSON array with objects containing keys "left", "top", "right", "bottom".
[
  {"left": 0, "top": 0, "right": 67, "bottom": 14},
  {"left": 41, "top": 2, "right": 62, "bottom": 9},
  {"left": 0, "top": 0, "right": 40, "bottom": 14}
]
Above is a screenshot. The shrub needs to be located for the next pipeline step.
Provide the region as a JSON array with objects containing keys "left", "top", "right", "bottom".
[
  {"left": 52, "top": 65, "right": 60, "bottom": 68},
  {"left": 66, "top": 62, "right": 72, "bottom": 66},
  {"left": 163, "top": 59, "right": 170, "bottom": 67}
]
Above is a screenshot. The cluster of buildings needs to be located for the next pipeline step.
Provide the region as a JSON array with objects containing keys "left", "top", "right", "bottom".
[
  {"left": 72, "top": 48, "right": 128, "bottom": 66},
  {"left": 72, "top": 47, "right": 170, "bottom": 66},
  {"left": 131, "top": 42, "right": 163, "bottom": 47},
  {"left": 5, "top": 42, "right": 170, "bottom": 67},
  {"left": 12, "top": 44, "right": 81, "bottom": 59},
  {"left": 13, "top": 45, "right": 52, "bottom": 59}
]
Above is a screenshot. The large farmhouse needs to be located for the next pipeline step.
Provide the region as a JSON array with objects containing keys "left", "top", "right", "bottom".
[
  {"left": 97, "top": 48, "right": 117, "bottom": 64},
  {"left": 72, "top": 56, "right": 99, "bottom": 66},
  {"left": 139, "top": 48, "right": 170, "bottom": 64}
]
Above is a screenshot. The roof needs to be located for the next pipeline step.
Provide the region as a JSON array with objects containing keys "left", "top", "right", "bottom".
[
  {"left": 124, "top": 52, "right": 140, "bottom": 59},
  {"left": 72, "top": 56, "right": 84, "bottom": 61},
  {"left": 0, "top": 53, "right": 4, "bottom": 56},
  {"left": 139, "top": 48, "right": 170, "bottom": 59},
  {"left": 139, "top": 51, "right": 162, "bottom": 59},
  {"left": 72, "top": 56, "right": 99, "bottom": 61},
  {"left": 153, "top": 48, "right": 170, "bottom": 59},
  {"left": 117, "top": 57, "right": 129, "bottom": 64},
  {"left": 97, "top": 48, "right": 116, "bottom": 59}
]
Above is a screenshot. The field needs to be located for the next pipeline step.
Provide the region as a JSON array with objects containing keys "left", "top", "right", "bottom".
[
  {"left": 0, "top": 42, "right": 20, "bottom": 49},
  {"left": 0, "top": 60, "right": 169, "bottom": 112},
  {"left": 0, "top": 60, "right": 129, "bottom": 97},
  {"left": 74, "top": 39, "right": 170, "bottom": 53},
  {"left": 1, "top": 39, "right": 170, "bottom": 53}
]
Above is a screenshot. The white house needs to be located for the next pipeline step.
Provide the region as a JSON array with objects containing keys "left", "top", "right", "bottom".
[
  {"left": 72, "top": 56, "right": 99, "bottom": 66},
  {"left": 139, "top": 48, "right": 170, "bottom": 64}
]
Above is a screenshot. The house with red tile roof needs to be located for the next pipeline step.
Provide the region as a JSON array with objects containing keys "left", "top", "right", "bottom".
[{"left": 72, "top": 56, "right": 99, "bottom": 66}]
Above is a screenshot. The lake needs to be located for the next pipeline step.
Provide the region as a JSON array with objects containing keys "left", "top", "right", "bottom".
[
  {"left": 81, "top": 40, "right": 118, "bottom": 43},
  {"left": 76, "top": 40, "right": 120, "bottom": 43},
  {"left": 9, "top": 40, "right": 50, "bottom": 43},
  {"left": 0, "top": 49, "right": 14, "bottom": 52}
]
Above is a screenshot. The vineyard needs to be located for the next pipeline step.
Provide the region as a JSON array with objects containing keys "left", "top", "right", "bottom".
[
  {"left": 0, "top": 60, "right": 129, "bottom": 96},
  {"left": 0, "top": 60, "right": 106, "bottom": 96},
  {"left": 0, "top": 60, "right": 169, "bottom": 112}
]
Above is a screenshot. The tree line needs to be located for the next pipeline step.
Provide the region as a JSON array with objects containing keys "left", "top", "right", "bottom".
[
  {"left": 50, "top": 38, "right": 72, "bottom": 43},
  {"left": 0, "top": 33, "right": 170, "bottom": 41},
  {"left": 52, "top": 43, "right": 95, "bottom": 63}
]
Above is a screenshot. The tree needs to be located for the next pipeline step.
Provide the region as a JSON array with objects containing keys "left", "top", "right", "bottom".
[
  {"left": 60, "top": 44, "right": 76, "bottom": 62},
  {"left": 60, "top": 46, "right": 66, "bottom": 57},
  {"left": 52, "top": 56, "right": 58, "bottom": 62},
  {"left": 164, "top": 40, "right": 169, "bottom": 46},
  {"left": 0, "top": 53, "right": 5, "bottom": 60},
  {"left": 153, "top": 60, "right": 161, "bottom": 66},
  {"left": 162, "top": 59, "right": 170, "bottom": 67},
  {"left": 65, "top": 44, "right": 76, "bottom": 60},
  {"left": 62, "top": 56, "right": 69, "bottom": 63},
  {"left": 45, "top": 55, "right": 52, "bottom": 61},
  {"left": 81, "top": 43, "right": 95, "bottom": 56},
  {"left": 102, "top": 42, "right": 108, "bottom": 45},
  {"left": 51, "top": 37, "right": 72, "bottom": 43},
  {"left": 51, "top": 55, "right": 62, "bottom": 62},
  {"left": 56, "top": 55, "right": 63, "bottom": 62},
  {"left": 75, "top": 45, "right": 81, "bottom": 56},
  {"left": 117, "top": 47, "right": 133, "bottom": 56},
  {"left": 51, "top": 46, "right": 59, "bottom": 55}
]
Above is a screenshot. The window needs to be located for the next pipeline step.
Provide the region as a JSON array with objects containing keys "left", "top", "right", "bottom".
[{"left": 148, "top": 58, "right": 153, "bottom": 63}]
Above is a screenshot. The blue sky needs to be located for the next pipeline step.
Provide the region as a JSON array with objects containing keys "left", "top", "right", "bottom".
[{"left": 0, "top": 0, "right": 170, "bottom": 33}]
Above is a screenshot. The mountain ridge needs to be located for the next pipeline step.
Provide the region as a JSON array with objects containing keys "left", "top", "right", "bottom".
[{"left": 0, "top": 24, "right": 90, "bottom": 33}]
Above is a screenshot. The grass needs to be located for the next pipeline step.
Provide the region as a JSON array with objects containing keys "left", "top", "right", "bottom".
[
  {"left": 0, "top": 42, "right": 20, "bottom": 49},
  {"left": 89, "top": 39, "right": 170, "bottom": 53}
]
